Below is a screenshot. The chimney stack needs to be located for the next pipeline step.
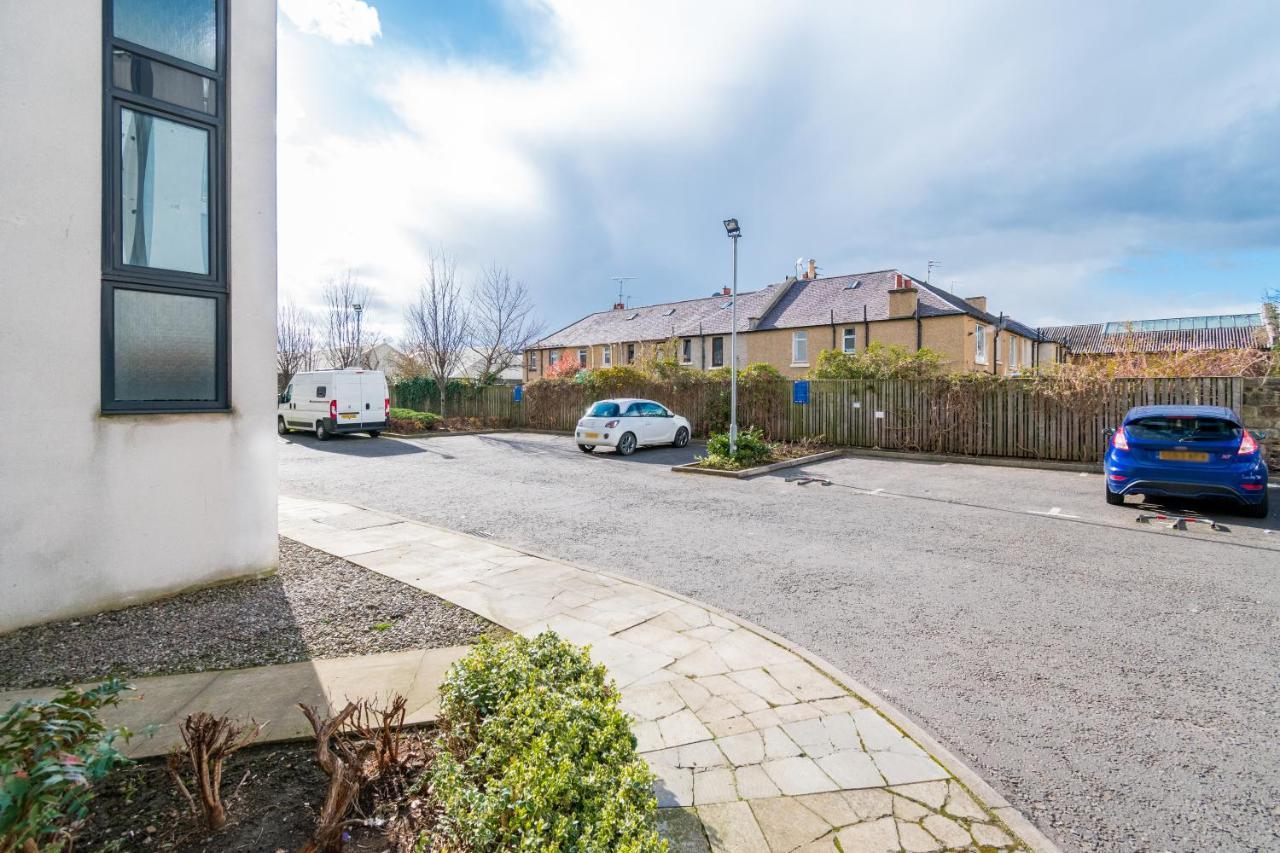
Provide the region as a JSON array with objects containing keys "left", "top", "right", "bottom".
[
  {"left": 807, "top": 259, "right": 817, "bottom": 280},
  {"left": 612, "top": 301, "right": 625, "bottom": 310},
  {"left": 965, "top": 296, "right": 987, "bottom": 312},
  {"left": 722, "top": 286, "right": 731, "bottom": 296},
  {"left": 888, "top": 273, "right": 919, "bottom": 318}
]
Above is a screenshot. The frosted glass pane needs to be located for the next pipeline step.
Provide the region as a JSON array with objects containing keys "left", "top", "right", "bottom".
[
  {"left": 114, "top": 289, "right": 217, "bottom": 401},
  {"left": 114, "top": 0, "right": 216, "bottom": 69},
  {"left": 121, "top": 109, "right": 209, "bottom": 274}
]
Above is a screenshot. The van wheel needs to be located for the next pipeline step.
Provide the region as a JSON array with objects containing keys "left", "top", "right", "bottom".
[
  {"left": 617, "top": 432, "right": 637, "bottom": 456},
  {"left": 367, "top": 430, "right": 381, "bottom": 438},
  {"left": 316, "top": 420, "right": 331, "bottom": 441},
  {"left": 277, "top": 417, "right": 289, "bottom": 436}
]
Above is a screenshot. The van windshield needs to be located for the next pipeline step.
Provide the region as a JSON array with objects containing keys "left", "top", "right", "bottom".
[
  {"left": 587, "top": 401, "right": 621, "bottom": 417},
  {"left": 1126, "top": 416, "right": 1240, "bottom": 442}
]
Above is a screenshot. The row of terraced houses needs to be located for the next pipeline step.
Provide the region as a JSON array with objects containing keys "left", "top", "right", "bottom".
[{"left": 524, "top": 265, "right": 1061, "bottom": 382}]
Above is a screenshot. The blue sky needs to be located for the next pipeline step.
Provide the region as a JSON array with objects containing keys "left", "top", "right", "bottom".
[{"left": 276, "top": 1, "right": 1280, "bottom": 341}]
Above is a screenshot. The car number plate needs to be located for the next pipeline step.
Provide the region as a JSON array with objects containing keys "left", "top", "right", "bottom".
[
  {"left": 584, "top": 431, "right": 600, "bottom": 439},
  {"left": 1158, "top": 450, "right": 1208, "bottom": 462},
  {"left": 340, "top": 412, "right": 357, "bottom": 420}
]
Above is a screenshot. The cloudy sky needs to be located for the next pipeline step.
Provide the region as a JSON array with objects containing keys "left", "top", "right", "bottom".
[{"left": 277, "top": 0, "right": 1280, "bottom": 342}]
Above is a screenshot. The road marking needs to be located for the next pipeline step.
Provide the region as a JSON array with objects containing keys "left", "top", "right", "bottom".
[{"left": 1028, "top": 506, "right": 1081, "bottom": 519}]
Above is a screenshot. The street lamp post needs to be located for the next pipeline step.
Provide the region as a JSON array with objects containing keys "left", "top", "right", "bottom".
[
  {"left": 352, "top": 302, "right": 364, "bottom": 367},
  {"left": 723, "top": 218, "right": 741, "bottom": 455}
]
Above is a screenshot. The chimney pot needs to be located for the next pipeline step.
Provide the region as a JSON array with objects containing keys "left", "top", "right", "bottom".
[
  {"left": 612, "top": 302, "right": 625, "bottom": 310},
  {"left": 807, "top": 259, "right": 817, "bottom": 279},
  {"left": 722, "top": 286, "right": 731, "bottom": 296}
]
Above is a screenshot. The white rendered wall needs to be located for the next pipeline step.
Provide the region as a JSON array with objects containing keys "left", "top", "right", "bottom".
[{"left": 0, "top": 1, "right": 278, "bottom": 632}]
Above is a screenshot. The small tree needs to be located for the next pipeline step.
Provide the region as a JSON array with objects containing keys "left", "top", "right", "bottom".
[
  {"left": 322, "top": 270, "right": 373, "bottom": 369},
  {"left": 404, "top": 251, "right": 471, "bottom": 417},
  {"left": 276, "top": 299, "right": 316, "bottom": 391},
  {"left": 810, "top": 342, "right": 946, "bottom": 380},
  {"left": 471, "top": 264, "right": 542, "bottom": 383}
]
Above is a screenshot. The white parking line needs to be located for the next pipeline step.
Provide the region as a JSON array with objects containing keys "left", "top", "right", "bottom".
[{"left": 1028, "top": 506, "right": 1081, "bottom": 519}]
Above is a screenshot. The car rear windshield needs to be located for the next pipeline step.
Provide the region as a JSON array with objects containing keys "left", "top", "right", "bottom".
[
  {"left": 587, "top": 401, "right": 621, "bottom": 417},
  {"left": 1126, "top": 416, "right": 1240, "bottom": 442}
]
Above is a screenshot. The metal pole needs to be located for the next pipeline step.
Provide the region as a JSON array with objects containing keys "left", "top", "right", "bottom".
[{"left": 729, "top": 234, "right": 739, "bottom": 455}]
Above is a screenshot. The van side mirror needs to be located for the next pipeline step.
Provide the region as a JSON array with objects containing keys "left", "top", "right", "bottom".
[{"left": 278, "top": 394, "right": 285, "bottom": 404}]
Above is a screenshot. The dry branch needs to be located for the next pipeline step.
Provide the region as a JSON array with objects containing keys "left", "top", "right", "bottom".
[{"left": 167, "top": 712, "right": 263, "bottom": 831}]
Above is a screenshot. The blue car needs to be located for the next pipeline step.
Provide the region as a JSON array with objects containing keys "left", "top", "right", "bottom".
[{"left": 1103, "top": 405, "right": 1269, "bottom": 518}]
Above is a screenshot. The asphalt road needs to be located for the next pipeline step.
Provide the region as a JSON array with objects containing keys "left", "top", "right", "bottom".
[{"left": 279, "top": 431, "right": 1280, "bottom": 852}]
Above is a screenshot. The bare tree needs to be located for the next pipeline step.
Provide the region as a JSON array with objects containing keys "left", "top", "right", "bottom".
[
  {"left": 470, "top": 263, "right": 542, "bottom": 383},
  {"left": 276, "top": 299, "right": 316, "bottom": 391},
  {"left": 322, "top": 270, "right": 373, "bottom": 369},
  {"left": 403, "top": 251, "right": 470, "bottom": 416}
]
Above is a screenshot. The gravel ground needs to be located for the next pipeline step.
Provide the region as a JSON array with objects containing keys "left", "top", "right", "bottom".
[
  {"left": 0, "top": 537, "right": 500, "bottom": 690},
  {"left": 280, "top": 431, "right": 1280, "bottom": 853}
]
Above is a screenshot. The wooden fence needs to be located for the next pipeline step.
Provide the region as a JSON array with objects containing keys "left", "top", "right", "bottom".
[{"left": 397, "top": 376, "right": 1246, "bottom": 464}]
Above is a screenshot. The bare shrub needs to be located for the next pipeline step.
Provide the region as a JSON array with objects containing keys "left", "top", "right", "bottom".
[{"left": 165, "top": 713, "right": 263, "bottom": 831}]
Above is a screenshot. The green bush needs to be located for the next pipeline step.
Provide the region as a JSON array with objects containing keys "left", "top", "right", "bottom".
[
  {"left": 388, "top": 407, "right": 442, "bottom": 432},
  {"left": 809, "top": 342, "right": 946, "bottom": 380},
  {"left": 699, "top": 425, "right": 773, "bottom": 469},
  {"left": 1, "top": 680, "right": 133, "bottom": 850},
  {"left": 424, "top": 633, "right": 664, "bottom": 852}
]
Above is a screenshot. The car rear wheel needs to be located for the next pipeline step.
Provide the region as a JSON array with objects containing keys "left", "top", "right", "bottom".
[
  {"left": 578, "top": 444, "right": 595, "bottom": 453},
  {"left": 617, "top": 432, "right": 637, "bottom": 456},
  {"left": 277, "top": 417, "right": 289, "bottom": 436},
  {"left": 673, "top": 427, "right": 689, "bottom": 448},
  {"left": 1105, "top": 483, "right": 1124, "bottom": 505},
  {"left": 1242, "top": 490, "right": 1269, "bottom": 519},
  {"left": 316, "top": 420, "right": 330, "bottom": 441}
]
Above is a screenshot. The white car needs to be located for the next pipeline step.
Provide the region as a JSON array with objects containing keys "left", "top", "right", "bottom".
[{"left": 575, "top": 398, "right": 692, "bottom": 455}]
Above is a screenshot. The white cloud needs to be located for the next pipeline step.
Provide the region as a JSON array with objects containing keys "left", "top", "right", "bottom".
[
  {"left": 277, "top": 1, "right": 1280, "bottom": 340},
  {"left": 279, "top": 0, "right": 381, "bottom": 46}
]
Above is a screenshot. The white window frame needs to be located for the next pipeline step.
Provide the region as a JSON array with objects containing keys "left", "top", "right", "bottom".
[
  {"left": 842, "top": 327, "right": 855, "bottom": 353},
  {"left": 528, "top": 351, "right": 538, "bottom": 369},
  {"left": 1023, "top": 339, "right": 1032, "bottom": 367},
  {"left": 548, "top": 350, "right": 560, "bottom": 366},
  {"left": 792, "top": 330, "right": 809, "bottom": 365},
  {"left": 602, "top": 345, "right": 612, "bottom": 366},
  {"left": 975, "top": 325, "right": 988, "bottom": 364},
  {"left": 1009, "top": 337, "right": 1019, "bottom": 370},
  {"left": 577, "top": 347, "right": 587, "bottom": 366}
]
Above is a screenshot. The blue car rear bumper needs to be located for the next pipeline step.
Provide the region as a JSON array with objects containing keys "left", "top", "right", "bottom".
[{"left": 1104, "top": 452, "right": 1268, "bottom": 506}]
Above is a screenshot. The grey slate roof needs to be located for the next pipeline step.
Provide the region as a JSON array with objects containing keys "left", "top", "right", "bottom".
[
  {"left": 1041, "top": 320, "right": 1270, "bottom": 354},
  {"left": 534, "top": 282, "right": 790, "bottom": 348},
  {"left": 535, "top": 269, "right": 1051, "bottom": 349}
]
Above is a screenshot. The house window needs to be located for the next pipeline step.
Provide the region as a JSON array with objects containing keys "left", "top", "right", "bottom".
[
  {"left": 527, "top": 351, "right": 538, "bottom": 369},
  {"left": 842, "top": 328, "right": 855, "bottom": 353},
  {"left": 602, "top": 346, "right": 612, "bottom": 366},
  {"left": 681, "top": 338, "right": 692, "bottom": 363},
  {"left": 1009, "top": 337, "right": 1019, "bottom": 370},
  {"left": 1023, "top": 339, "right": 1032, "bottom": 366},
  {"left": 577, "top": 347, "right": 587, "bottom": 366},
  {"left": 548, "top": 351, "right": 560, "bottom": 366},
  {"left": 711, "top": 337, "right": 724, "bottom": 367},
  {"left": 975, "top": 325, "right": 988, "bottom": 364},
  {"left": 103, "top": 0, "right": 227, "bottom": 412},
  {"left": 792, "top": 331, "right": 809, "bottom": 365},
  {"left": 626, "top": 343, "right": 635, "bottom": 363}
]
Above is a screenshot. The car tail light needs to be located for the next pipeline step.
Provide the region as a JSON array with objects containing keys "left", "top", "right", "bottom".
[
  {"left": 605, "top": 419, "right": 619, "bottom": 428},
  {"left": 329, "top": 399, "right": 337, "bottom": 420},
  {"left": 1108, "top": 473, "right": 1127, "bottom": 481},
  {"left": 1238, "top": 430, "right": 1258, "bottom": 455},
  {"left": 1241, "top": 482, "right": 1264, "bottom": 491},
  {"left": 384, "top": 397, "right": 390, "bottom": 418},
  {"left": 1112, "top": 426, "right": 1129, "bottom": 450}
]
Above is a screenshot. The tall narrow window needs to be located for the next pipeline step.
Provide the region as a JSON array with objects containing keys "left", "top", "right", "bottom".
[
  {"left": 103, "top": 0, "right": 226, "bottom": 412},
  {"left": 602, "top": 346, "right": 612, "bottom": 366},
  {"left": 577, "top": 347, "right": 587, "bottom": 366},
  {"left": 626, "top": 343, "right": 636, "bottom": 363},
  {"left": 975, "top": 325, "right": 988, "bottom": 364},
  {"left": 711, "top": 337, "right": 724, "bottom": 367},
  {"left": 792, "top": 331, "right": 809, "bottom": 365},
  {"left": 681, "top": 338, "right": 692, "bottom": 363},
  {"left": 842, "top": 328, "right": 855, "bottom": 353}
]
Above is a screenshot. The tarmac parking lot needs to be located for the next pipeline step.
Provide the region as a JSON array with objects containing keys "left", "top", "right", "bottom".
[{"left": 280, "top": 431, "right": 1279, "bottom": 852}]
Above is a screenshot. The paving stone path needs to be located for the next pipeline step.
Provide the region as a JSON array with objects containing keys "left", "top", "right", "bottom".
[{"left": 280, "top": 495, "right": 1055, "bottom": 853}]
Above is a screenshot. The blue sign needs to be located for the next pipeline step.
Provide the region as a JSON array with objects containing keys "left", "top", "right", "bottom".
[
  {"left": 792, "top": 380, "right": 810, "bottom": 405},
  {"left": 513, "top": 385, "right": 523, "bottom": 402}
]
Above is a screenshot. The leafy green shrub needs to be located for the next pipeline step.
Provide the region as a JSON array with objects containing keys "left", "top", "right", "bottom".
[
  {"left": 699, "top": 425, "right": 773, "bottom": 469},
  {"left": 424, "top": 633, "right": 664, "bottom": 852},
  {"left": 388, "top": 407, "right": 442, "bottom": 432},
  {"left": 810, "top": 342, "right": 946, "bottom": 380},
  {"left": 1, "top": 680, "right": 133, "bottom": 850}
]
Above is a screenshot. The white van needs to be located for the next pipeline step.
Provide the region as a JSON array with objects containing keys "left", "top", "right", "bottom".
[{"left": 278, "top": 369, "right": 389, "bottom": 440}]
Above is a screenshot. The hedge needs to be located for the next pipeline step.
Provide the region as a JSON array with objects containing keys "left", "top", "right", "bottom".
[
  {"left": 388, "top": 407, "right": 442, "bottom": 432},
  {"left": 424, "top": 632, "right": 665, "bottom": 852}
]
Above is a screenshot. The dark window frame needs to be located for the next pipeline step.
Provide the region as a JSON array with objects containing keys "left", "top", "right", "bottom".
[
  {"left": 101, "top": 0, "right": 230, "bottom": 413},
  {"left": 711, "top": 336, "right": 724, "bottom": 367}
]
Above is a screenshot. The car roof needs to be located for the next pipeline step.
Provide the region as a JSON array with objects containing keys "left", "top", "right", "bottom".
[
  {"left": 597, "top": 398, "right": 655, "bottom": 405},
  {"left": 1124, "top": 405, "right": 1240, "bottom": 425}
]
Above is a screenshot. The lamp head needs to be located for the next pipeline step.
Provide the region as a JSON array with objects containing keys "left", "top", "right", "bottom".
[{"left": 723, "top": 218, "right": 741, "bottom": 238}]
